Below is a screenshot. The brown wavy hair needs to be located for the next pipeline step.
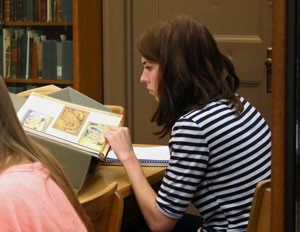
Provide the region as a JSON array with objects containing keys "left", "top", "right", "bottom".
[
  {"left": 0, "top": 78, "right": 93, "bottom": 231},
  {"left": 137, "top": 15, "right": 243, "bottom": 138}
]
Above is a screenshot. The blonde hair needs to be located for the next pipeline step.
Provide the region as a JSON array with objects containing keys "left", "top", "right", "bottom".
[{"left": 0, "top": 78, "right": 93, "bottom": 231}]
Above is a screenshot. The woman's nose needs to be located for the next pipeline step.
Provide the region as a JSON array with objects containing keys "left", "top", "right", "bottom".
[{"left": 140, "top": 72, "right": 148, "bottom": 83}]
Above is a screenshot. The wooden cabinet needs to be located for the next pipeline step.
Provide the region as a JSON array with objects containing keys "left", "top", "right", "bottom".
[{"left": 2, "top": 0, "right": 103, "bottom": 102}]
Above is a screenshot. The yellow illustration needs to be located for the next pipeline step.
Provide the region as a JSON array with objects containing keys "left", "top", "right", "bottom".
[
  {"left": 21, "top": 110, "right": 53, "bottom": 132},
  {"left": 53, "top": 106, "right": 89, "bottom": 136},
  {"left": 79, "top": 122, "right": 109, "bottom": 151}
]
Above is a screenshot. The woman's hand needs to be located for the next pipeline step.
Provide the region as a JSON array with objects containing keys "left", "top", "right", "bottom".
[{"left": 104, "top": 126, "right": 136, "bottom": 165}]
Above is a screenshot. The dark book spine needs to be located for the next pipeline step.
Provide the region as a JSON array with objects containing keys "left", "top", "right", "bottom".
[
  {"left": 10, "top": 0, "right": 16, "bottom": 21},
  {"left": 61, "top": 0, "right": 71, "bottom": 22},
  {"left": 20, "top": 34, "right": 27, "bottom": 78},
  {"left": 17, "top": 35, "right": 21, "bottom": 77},
  {"left": 31, "top": 41, "right": 38, "bottom": 79},
  {"left": 62, "top": 40, "right": 73, "bottom": 80},
  {"left": 56, "top": 41, "right": 62, "bottom": 80},
  {"left": 37, "top": 0, "right": 41, "bottom": 21},
  {"left": 42, "top": 40, "right": 57, "bottom": 80},
  {"left": 10, "top": 37, "right": 17, "bottom": 78},
  {"left": 16, "top": 0, "right": 23, "bottom": 21},
  {"left": 22, "top": 0, "right": 27, "bottom": 21},
  {"left": 0, "top": 0, "right": 4, "bottom": 24},
  {"left": 52, "top": 0, "right": 56, "bottom": 22},
  {"left": 40, "top": 0, "right": 47, "bottom": 22},
  {"left": 33, "top": 0, "right": 38, "bottom": 21},
  {"left": 28, "top": 36, "right": 33, "bottom": 78},
  {"left": 26, "top": 0, "right": 33, "bottom": 21}
]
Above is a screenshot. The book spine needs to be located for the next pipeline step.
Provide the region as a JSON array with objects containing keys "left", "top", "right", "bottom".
[
  {"left": 52, "top": 0, "right": 55, "bottom": 22},
  {"left": 46, "top": 0, "right": 52, "bottom": 22},
  {"left": 25, "top": 30, "right": 30, "bottom": 78},
  {"left": 17, "top": 34, "right": 21, "bottom": 77},
  {"left": 42, "top": 39, "right": 57, "bottom": 80},
  {"left": 33, "top": 0, "right": 38, "bottom": 21},
  {"left": 56, "top": 41, "right": 62, "bottom": 80},
  {"left": 20, "top": 33, "right": 27, "bottom": 78},
  {"left": 28, "top": 36, "right": 33, "bottom": 78},
  {"left": 4, "top": 29, "right": 12, "bottom": 78},
  {"left": 0, "top": 35, "right": 3, "bottom": 77},
  {"left": 25, "top": 30, "right": 33, "bottom": 79},
  {"left": 0, "top": 0, "right": 4, "bottom": 24},
  {"left": 55, "top": 0, "right": 61, "bottom": 22},
  {"left": 62, "top": 40, "right": 73, "bottom": 80},
  {"left": 37, "top": 0, "right": 41, "bottom": 21},
  {"left": 10, "top": 0, "right": 16, "bottom": 21},
  {"left": 3, "top": 29, "right": 9, "bottom": 78},
  {"left": 26, "top": 0, "right": 33, "bottom": 21},
  {"left": 31, "top": 41, "right": 38, "bottom": 79},
  {"left": 40, "top": 0, "right": 47, "bottom": 22},
  {"left": 10, "top": 37, "right": 17, "bottom": 78},
  {"left": 22, "top": 0, "right": 27, "bottom": 21},
  {"left": 16, "top": 0, "right": 23, "bottom": 21},
  {"left": 4, "top": 0, "right": 10, "bottom": 22},
  {"left": 36, "top": 40, "right": 43, "bottom": 79},
  {"left": 61, "top": 0, "right": 71, "bottom": 22}
]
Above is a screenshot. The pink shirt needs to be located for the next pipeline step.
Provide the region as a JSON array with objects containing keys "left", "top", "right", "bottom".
[{"left": 0, "top": 162, "right": 87, "bottom": 232}]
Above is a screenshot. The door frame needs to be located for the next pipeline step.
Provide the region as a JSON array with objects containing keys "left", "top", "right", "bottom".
[{"left": 271, "top": 0, "right": 286, "bottom": 231}]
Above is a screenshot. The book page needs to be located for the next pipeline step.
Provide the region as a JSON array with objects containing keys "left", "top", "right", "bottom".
[{"left": 107, "top": 146, "right": 170, "bottom": 163}]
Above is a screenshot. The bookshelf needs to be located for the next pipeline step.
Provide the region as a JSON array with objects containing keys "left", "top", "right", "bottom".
[{"left": 1, "top": 0, "right": 103, "bottom": 102}]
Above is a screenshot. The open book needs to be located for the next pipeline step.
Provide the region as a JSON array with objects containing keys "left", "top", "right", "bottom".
[
  {"left": 105, "top": 145, "right": 170, "bottom": 167},
  {"left": 17, "top": 93, "right": 123, "bottom": 161}
]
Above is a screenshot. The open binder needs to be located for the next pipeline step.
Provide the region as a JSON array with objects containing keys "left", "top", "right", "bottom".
[{"left": 17, "top": 92, "right": 123, "bottom": 162}]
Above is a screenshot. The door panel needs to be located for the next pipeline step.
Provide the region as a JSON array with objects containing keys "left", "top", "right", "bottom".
[{"left": 103, "top": 0, "right": 272, "bottom": 144}]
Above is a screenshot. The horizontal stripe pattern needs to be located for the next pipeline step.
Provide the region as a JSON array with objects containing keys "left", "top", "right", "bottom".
[{"left": 156, "top": 96, "right": 271, "bottom": 231}]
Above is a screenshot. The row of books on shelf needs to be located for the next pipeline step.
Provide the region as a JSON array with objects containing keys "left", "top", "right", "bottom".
[
  {"left": 1, "top": 27, "right": 73, "bottom": 81},
  {"left": 7, "top": 83, "right": 39, "bottom": 93},
  {"left": 1, "top": 0, "right": 72, "bottom": 23}
]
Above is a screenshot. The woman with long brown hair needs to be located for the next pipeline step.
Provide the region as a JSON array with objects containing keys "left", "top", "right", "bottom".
[
  {"left": 0, "top": 77, "right": 93, "bottom": 231},
  {"left": 105, "top": 16, "right": 271, "bottom": 232}
]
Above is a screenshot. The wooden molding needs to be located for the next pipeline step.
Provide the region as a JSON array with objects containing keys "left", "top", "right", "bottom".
[{"left": 271, "top": 0, "right": 286, "bottom": 231}]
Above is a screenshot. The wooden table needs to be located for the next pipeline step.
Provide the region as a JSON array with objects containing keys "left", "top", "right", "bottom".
[{"left": 78, "top": 164, "right": 166, "bottom": 203}]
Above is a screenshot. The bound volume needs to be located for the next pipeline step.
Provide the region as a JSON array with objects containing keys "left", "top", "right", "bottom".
[{"left": 17, "top": 92, "right": 123, "bottom": 161}]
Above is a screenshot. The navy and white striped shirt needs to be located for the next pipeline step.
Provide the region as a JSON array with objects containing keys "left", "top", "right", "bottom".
[{"left": 156, "top": 96, "right": 271, "bottom": 232}]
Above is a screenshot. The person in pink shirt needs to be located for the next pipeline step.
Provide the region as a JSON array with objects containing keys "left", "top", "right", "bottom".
[{"left": 0, "top": 77, "right": 93, "bottom": 231}]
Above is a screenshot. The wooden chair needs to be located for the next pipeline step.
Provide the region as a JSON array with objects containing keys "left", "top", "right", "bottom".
[
  {"left": 247, "top": 179, "right": 271, "bottom": 232},
  {"left": 81, "top": 182, "right": 124, "bottom": 232}
]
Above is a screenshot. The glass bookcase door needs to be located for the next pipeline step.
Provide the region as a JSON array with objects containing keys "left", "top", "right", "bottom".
[
  {"left": 286, "top": 0, "right": 300, "bottom": 231},
  {"left": 286, "top": 0, "right": 300, "bottom": 232},
  {"left": 297, "top": 4, "right": 300, "bottom": 229}
]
